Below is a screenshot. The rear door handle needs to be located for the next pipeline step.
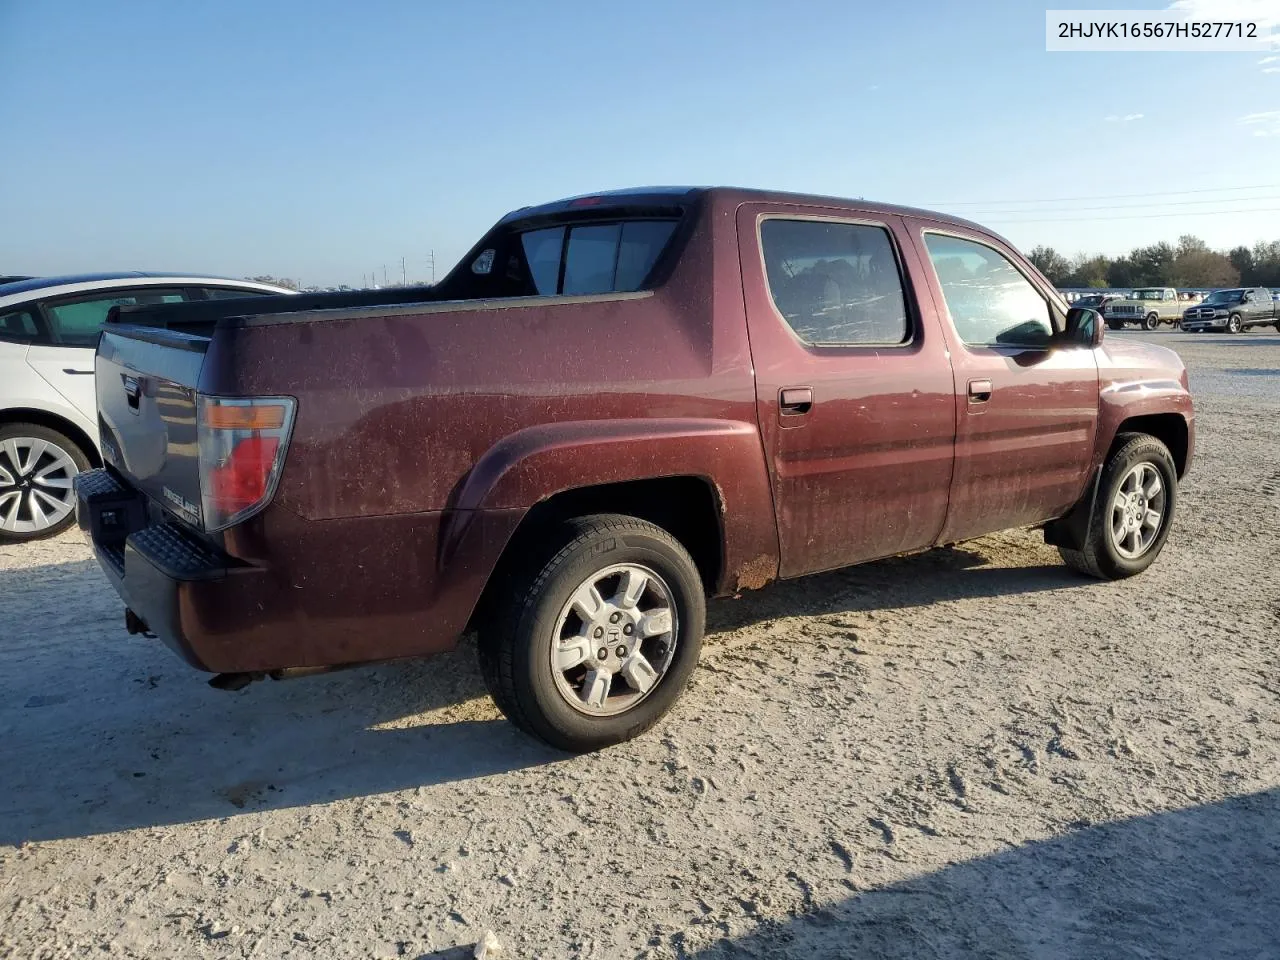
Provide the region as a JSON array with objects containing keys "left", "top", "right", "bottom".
[
  {"left": 967, "top": 379, "right": 993, "bottom": 403},
  {"left": 62, "top": 368, "right": 94, "bottom": 375},
  {"left": 779, "top": 386, "right": 813, "bottom": 415}
]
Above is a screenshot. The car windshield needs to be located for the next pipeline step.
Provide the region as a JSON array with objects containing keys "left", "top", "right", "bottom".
[
  {"left": 1203, "top": 290, "right": 1244, "bottom": 303},
  {"left": 1134, "top": 289, "right": 1164, "bottom": 299}
]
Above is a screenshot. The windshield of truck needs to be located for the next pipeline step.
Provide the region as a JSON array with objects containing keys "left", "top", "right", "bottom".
[
  {"left": 1202, "top": 289, "right": 1244, "bottom": 304},
  {"left": 1134, "top": 289, "right": 1164, "bottom": 300}
]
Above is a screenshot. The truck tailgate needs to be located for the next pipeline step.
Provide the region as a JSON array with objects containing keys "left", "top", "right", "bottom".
[{"left": 96, "top": 326, "right": 207, "bottom": 527}]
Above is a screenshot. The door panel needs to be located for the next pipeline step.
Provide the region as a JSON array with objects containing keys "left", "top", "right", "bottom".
[
  {"left": 737, "top": 204, "right": 957, "bottom": 578},
  {"left": 905, "top": 221, "right": 1099, "bottom": 543},
  {"left": 25, "top": 345, "right": 98, "bottom": 422}
]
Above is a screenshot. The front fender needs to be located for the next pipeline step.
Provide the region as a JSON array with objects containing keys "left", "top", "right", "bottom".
[{"left": 1098, "top": 382, "right": 1193, "bottom": 456}]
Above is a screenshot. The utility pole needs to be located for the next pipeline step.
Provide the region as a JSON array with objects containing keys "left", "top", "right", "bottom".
[
  {"left": 401, "top": 256, "right": 406, "bottom": 287},
  {"left": 429, "top": 249, "right": 436, "bottom": 284},
  {"left": 382, "top": 264, "right": 387, "bottom": 286}
]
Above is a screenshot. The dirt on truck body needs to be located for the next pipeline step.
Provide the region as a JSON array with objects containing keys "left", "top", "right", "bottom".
[{"left": 76, "top": 186, "right": 1194, "bottom": 751}]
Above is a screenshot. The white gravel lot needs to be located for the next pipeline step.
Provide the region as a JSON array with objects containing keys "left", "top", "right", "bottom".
[{"left": 2, "top": 331, "right": 1278, "bottom": 959}]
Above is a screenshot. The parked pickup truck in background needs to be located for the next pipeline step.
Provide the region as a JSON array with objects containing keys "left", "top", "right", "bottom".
[
  {"left": 1181, "top": 287, "right": 1280, "bottom": 334},
  {"left": 1104, "top": 287, "right": 1184, "bottom": 330},
  {"left": 76, "top": 187, "right": 1195, "bottom": 751}
]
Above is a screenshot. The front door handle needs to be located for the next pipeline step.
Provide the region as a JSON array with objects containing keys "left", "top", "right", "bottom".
[
  {"left": 967, "top": 379, "right": 993, "bottom": 403},
  {"left": 62, "top": 368, "right": 94, "bottom": 375},
  {"left": 779, "top": 386, "right": 813, "bottom": 415}
]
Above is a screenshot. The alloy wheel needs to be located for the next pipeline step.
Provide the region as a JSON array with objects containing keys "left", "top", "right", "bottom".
[
  {"left": 549, "top": 563, "right": 678, "bottom": 717},
  {"left": 0, "top": 437, "right": 80, "bottom": 535},
  {"left": 1108, "top": 462, "right": 1166, "bottom": 560}
]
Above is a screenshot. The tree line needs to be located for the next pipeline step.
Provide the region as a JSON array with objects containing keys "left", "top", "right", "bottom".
[{"left": 1027, "top": 236, "right": 1280, "bottom": 290}]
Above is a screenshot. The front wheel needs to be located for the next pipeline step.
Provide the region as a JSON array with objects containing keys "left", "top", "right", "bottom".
[
  {"left": 1142, "top": 313, "right": 1160, "bottom": 331},
  {"left": 1059, "top": 433, "right": 1177, "bottom": 580},
  {"left": 477, "top": 514, "right": 705, "bottom": 752},
  {"left": 1226, "top": 313, "right": 1243, "bottom": 334},
  {"left": 0, "top": 423, "right": 92, "bottom": 543},
  {"left": 1107, "top": 319, "right": 1124, "bottom": 331}
]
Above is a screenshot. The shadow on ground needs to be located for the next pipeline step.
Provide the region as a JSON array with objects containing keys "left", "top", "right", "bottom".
[
  {"left": 687, "top": 788, "right": 1280, "bottom": 959},
  {"left": 707, "top": 544, "right": 1081, "bottom": 634},
  {"left": 2, "top": 542, "right": 1083, "bottom": 846}
]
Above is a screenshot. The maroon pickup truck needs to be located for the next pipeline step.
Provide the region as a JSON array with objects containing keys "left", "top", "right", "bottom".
[{"left": 76, "top": 187, "right": 1194, "bottom": 751}]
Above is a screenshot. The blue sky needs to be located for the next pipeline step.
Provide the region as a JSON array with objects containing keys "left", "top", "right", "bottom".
[{"left": 2, "top": 0, "right": 1277, "bottom": 286}]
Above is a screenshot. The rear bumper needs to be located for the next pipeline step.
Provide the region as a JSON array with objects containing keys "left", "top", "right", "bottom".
[
  {"left": 75, "top": 468, "right": 243, "bottom": 671},
  {"left": 75, "top": 468, "right": 524, "bottom": 675}
]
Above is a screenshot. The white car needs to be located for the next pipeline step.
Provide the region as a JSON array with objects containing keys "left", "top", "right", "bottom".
[{"left": 0, "top": 273, "right": 294, "bottom": 542}]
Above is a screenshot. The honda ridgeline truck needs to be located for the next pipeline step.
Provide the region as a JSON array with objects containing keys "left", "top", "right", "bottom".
[{"left": 76, "top": 187, "right": 1195, "bottom": 751}]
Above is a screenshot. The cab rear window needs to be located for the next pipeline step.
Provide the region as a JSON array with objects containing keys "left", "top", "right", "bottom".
[{"left": 452, "top": 218, "right": 679, "bottom": 300}]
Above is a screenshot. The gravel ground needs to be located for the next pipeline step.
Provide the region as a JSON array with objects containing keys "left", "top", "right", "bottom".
[{"left": 2, "top": 331, "right": 1279, "bottom": 959}]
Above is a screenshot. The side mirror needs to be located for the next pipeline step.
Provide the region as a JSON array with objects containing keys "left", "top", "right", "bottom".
[{"left": 1064, "top": 306, "right": 1104, "bottom": 347}]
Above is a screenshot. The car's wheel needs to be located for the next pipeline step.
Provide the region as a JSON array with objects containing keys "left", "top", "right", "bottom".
[
  {"left": 1226, "top": 313, "right": 1243, "bottom": 334},
  {"left": 1142, "top": 313, "right": 1160, "bottom": 330},
  {"left": 1107, "top": 319, "right": 1123, "bottom": 331},
  {"left": 477, "top": 514, "right": 706, "bottom": 752},
  {"left": 0, "top": 423, "right": 91, "bottom": 543},
  {"left": 1058, "top": 433, "right": 1177, "bottom": 580}
]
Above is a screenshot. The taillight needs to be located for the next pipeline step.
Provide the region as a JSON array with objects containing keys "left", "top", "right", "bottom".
[{"left": 197, "top": 395, "right": 296, "bottom": 531}]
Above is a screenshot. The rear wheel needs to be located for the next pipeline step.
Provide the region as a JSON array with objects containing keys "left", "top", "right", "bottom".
[
  {"left": 1058, "top": 433, "right": 1177, "bottom": 580},
  {"left": 0, "top": 423, "right": 91, "bottom": 543},
  {"left": 477, "top": 514, "right": 705, "bottom": 752},
  {"left": 1226, "top": 313, "right": 1243, "bottom": 334},
  {"left": 1142, "top": 313, "right": 1160, "bottom": 330}
]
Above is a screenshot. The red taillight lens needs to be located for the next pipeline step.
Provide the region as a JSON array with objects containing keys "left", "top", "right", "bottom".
[
  {"left": 208, "top": 436, "right": 280, "bottom": 513},
  {"left": 197, "top": 396, "right": 295, "bottom": 531}
]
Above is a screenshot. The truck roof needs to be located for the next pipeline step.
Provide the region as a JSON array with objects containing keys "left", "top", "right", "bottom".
[{"left": 503, "top": 186, "right": 997, "bottom": 237}]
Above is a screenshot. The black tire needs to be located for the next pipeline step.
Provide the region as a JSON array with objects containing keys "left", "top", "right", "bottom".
[
  {"left": 1058, "top": 433, "right": 1178, "bottom": 580},
  {"left": 1142, "top": 313, "right": 1160, "bottom": 331},
  {"left": 0, "top": 422, "right": 91, "bottom": 544},
  {"left": 1226, "top": 313, "right": 1243, "bottom": 334},
  {"left": 477, "top": 514, "right": 706, "bottom": 752},
  {"left": 1107, "top": 319, "right": 1123, "bottom": 331}
]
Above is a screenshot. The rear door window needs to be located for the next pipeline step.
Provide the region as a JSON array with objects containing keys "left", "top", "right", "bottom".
[
  {"left": 759, "top": 219, "right": 910, "bottom": 345},
  {"left": 0, "top": 308, "right": 41, "bottom": 343},
  {"left": 43, "top": 288, "right": 188, "bottom": 346}
]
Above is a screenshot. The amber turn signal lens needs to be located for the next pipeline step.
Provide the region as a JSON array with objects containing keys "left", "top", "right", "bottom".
[{"left": 200, "top": 403, "right": 288, "bottom": 430}]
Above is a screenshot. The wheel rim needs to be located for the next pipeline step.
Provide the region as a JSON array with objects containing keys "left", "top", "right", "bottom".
[
  {"left": 0, "top": 437, "right": 80, "bottom": 535},
  {"left": 550, "top": 563, "right": 678, "bottom": 717},
  {"left": 1146, "top": 314, "right": 1158, "bottom": 329},
  {"left": 1108, "top": 462, "right": 1166, "bottom": 560},
  {"left": 1229, "top": 315, "right": 1241, "bottom": 333}
]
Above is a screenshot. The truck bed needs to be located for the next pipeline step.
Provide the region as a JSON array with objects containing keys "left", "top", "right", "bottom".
[{"left": 108, "top": 285, "right": 448, "bottom": 336}]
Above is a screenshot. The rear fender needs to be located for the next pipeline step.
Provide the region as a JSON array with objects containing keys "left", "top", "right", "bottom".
[{"left": 437, "top": 418, "right": 780, "bottom": 601}]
